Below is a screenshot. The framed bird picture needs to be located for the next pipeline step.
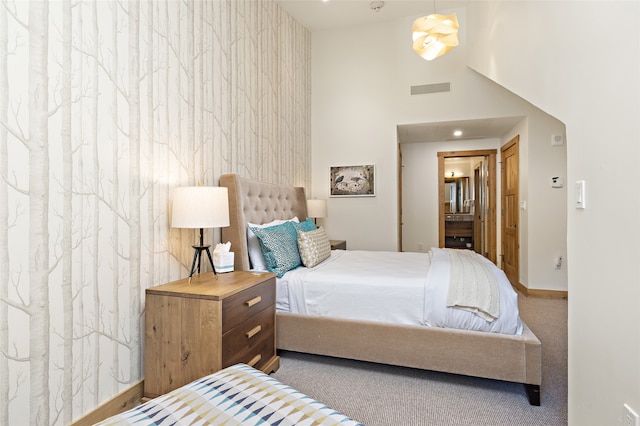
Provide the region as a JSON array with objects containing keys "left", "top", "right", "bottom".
[{"left": 330, "top": 165, "right": 375, "bottom": 197}]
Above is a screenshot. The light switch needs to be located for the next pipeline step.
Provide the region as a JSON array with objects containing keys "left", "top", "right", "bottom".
[{"left": 576, "top": 180, "right": 586, "bottom": 209}]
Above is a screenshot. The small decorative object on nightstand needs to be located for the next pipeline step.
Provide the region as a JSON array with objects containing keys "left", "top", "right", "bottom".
[
  {"left": 143, "top": 271, "right": 279, "bottom": 399},
  {"left": 330, "top": 240, "right": 346, "bottom": 250}
]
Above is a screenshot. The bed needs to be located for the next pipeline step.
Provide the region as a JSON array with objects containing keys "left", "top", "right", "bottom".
[
  {"left": 95, "top": 363, "right": 363, "bottom": 425},
  {"left": 220, "top": 173, "right": 542, "bottom": 405}
]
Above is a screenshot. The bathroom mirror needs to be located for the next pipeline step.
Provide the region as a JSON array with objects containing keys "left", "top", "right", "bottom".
[{"left": 444, "top": 177, "right": 470, "bottom": 213}]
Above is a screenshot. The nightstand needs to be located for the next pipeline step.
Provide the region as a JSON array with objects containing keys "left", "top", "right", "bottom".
[
  {"left": 143, "top": 271, "right": 279, "bottom": 399},
  {"left": 330, "top": 240, "right": 347, "bottom": 250}
]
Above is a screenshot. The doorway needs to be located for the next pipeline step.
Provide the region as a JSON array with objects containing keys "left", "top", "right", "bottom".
[{"left": 438, "top": 150, "right": 497, "bottom": 264}]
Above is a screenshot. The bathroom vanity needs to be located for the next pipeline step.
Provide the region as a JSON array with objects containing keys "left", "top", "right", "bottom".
[{"left": 444, "top": 213, "right": 474, "bottom": 249}]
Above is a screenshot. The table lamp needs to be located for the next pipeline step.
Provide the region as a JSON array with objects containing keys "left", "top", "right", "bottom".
[
  {"left": 172, "top": 186, "right": 230, "bottom": 282},
  {"left": 306, "top": 199, "right": 327, "bottom": 225}
]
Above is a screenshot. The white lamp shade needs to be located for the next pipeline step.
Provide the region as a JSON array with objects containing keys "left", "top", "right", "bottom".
[
  {"left": 171, "top": 186, "right": 230, "bottom": 229},
  {"left": 306, "top": 199, "right": 327, "bottom": 218}
]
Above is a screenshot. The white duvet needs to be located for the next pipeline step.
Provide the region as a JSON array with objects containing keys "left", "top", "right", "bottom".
[{"left": 278, "top": 248, "right": 523, "bottom": 335}]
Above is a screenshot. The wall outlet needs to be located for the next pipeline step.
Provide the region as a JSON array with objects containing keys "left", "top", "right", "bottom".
[
  {"left": 555, "top": 256, "right": 563, "bottom": 270},
  {"left": 417, "top": 243, "right": 424, "bottom": 252},
  {"left": 624, "top": 403, "right": 640, "bottom": 426}
]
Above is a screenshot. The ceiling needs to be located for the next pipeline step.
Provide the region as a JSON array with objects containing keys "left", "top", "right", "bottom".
[
  {"left": 397, "top": 117, "right": 525, "bottom": 143},
  {"left": 277, "top": 0, "right": 521, "bottom": 144},
  {"left": 276, "top": 0, "right": 465, "bottom": 33}
]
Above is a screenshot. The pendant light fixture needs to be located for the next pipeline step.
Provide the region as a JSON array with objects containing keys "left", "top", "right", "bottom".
[{"left": 412, "top": 1, "right": 459, "bottom": 61}]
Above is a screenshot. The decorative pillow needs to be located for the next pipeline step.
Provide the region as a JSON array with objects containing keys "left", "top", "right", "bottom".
[
  {"left": 247, "top": 217, "right": 298, "bottom": 270},
  {"left": 297, "top": 227, "right": 331, "bottom": 268},
  {"left": 293, "top": 217, "right": 317, "bottom": 233},
  {"left": 250, "top": 222, "right": 301, "bottom": 277}
]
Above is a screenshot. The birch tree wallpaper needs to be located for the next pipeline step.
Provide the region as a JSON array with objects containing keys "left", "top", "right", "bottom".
[{"left": 0, "top": 0, "right": 310, "bottom": 424}]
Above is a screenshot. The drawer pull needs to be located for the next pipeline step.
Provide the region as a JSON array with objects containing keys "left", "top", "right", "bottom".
[
  {"left": 247, "top": 354, "right": 261, "bottom": 367},
  {"left": 245, "top": 296, "right": 262, "bottom": 307},
  {"left": 246, "top": 325, "right": 262, "bottom": 339}
]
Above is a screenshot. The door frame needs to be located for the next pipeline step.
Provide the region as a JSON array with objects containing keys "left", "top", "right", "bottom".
[{"left": 438, "top": 150, "right": 497, "bottom": 264}]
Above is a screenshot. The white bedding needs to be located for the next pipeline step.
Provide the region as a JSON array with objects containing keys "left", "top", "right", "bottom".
[{"left": 278, "top": 248, "right": 523, "bottom": 335}]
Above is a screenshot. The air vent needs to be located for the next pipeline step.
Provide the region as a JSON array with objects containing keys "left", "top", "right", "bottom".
[{"left": 410, "top": 82, "right": 451, "bottom": 95}]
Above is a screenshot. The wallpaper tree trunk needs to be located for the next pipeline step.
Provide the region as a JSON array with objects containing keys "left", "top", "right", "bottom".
[
  {"left": 145, "top": 0, "right": 155, "bottom": 323},
  {"left": 75, "top": 2, "right": 86, "bottom": 415},
  {"left": 0, "top": 1, "right": 310, "bottom": 424},
  {"left": 128, "top": 0, "right": 142, "bottom": 382},
  {"left": 108, "top": 0, "right": 120, "bottom": 394},
  {"left": 91, "top": 0, "right": 101, "bottom": 407},
  {"left": 28, "top": 2, "right": 51, "bottom": 424},
  {"left": 0, "top": 1, "right": 9, "bottom": 424},
  {"left": 61, "top": 0, "right": 73, "bottom": 423}
]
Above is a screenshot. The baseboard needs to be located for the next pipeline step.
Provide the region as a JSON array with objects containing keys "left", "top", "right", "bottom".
[
  {"left": 515, "top": 282, "right": 568, "bottom": 299},
  {"left": 70, "top": 380, "right": 144, "bottom": 426}
]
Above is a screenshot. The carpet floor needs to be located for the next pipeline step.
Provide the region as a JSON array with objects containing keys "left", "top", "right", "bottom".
[{"left": 271, "top": 294, "right": 567, "bottom": 425}]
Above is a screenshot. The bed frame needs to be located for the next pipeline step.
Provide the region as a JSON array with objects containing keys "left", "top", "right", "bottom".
[{"left": 220, "top": 173, "right": 542, "bottom": 405}]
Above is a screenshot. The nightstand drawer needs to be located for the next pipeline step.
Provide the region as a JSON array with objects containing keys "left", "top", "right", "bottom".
[
  {"left": 222, "top": 306, "right": 274, "bottom": 359},
  {"left": 222, "top": 330, "right": 276, "bottom": 371},
  {"left": 222, "top": 278, "right": 275, "bottom": 333}
]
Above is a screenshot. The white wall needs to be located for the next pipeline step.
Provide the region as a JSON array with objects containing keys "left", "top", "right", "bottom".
[
  {"left": 311, "top": 8, "right": 567, "bottom": 292},
  {"left": 524, "top": 111, "right": 568, "bottom": 291},
  {"left": 466, "top": 1, "right": 640, "bottom": 424}
]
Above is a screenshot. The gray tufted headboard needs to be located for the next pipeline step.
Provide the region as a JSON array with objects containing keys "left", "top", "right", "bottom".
[{"left": 219, "top": 174, "right": 308, "bottom": 271}]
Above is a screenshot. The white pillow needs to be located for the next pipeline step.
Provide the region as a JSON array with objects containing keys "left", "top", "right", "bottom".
[{"left": 247, "top": 217, "right": 298, "bottom": 270}]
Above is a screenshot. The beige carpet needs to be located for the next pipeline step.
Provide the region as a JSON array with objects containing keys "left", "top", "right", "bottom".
[{"left": 272, "top": 294, "right": 567, "bottom": 425}]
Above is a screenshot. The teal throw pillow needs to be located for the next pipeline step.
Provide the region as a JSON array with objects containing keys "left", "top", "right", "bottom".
[
  {"left": 249, "top": 222, "right": 301, "bottom": 277},
  {"left": 293, "top": 217, "right": 317, "bottom": 233}
]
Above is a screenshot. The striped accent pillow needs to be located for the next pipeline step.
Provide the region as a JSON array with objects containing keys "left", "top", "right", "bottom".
[{"left": 298, "top": 226, "right": 331, "bottom": 268}]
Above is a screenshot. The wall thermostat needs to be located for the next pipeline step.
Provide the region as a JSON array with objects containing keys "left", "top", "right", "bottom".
[{"left": 551, "top": 176, "right": 564, "bottom": 188}]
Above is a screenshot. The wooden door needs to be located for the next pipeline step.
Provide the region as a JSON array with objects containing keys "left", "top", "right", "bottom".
[{"left": 501, "top": 136, "right": 519, "bottom": 286}]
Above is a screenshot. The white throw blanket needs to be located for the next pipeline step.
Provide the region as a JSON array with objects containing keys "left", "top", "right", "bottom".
[{"left": 445, "top": 248, "right": 499, "bottom": 322}]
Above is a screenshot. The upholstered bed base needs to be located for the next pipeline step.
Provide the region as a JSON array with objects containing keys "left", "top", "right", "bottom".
[
  {"left": 219, "top": 173, "right": 542, "bottom": 406},
  {"left": 277, "top": 313, "right": 541, "bottom": 404}
]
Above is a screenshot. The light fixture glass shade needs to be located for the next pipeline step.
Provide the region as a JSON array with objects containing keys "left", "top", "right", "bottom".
[
  {"left": 171, "top": 186, "right": 230, "bottom": 229},
  {"left": 306, "top": 199, "right": 327, "bottom": 219},
  {"left": 412, "top": 13, "right": 459, "bottom": 61}
]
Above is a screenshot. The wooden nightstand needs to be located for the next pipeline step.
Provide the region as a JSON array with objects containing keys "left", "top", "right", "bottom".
[
  {"left": 143, "top": 271, "right": 279, "bottom": 399},
  {"left": 330, "top": 240, "right": 347, "bottom": 250}
]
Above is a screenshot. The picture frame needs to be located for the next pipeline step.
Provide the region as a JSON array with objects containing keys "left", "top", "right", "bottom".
[{"left": 330, "top": 165, "right": 375, "bottom": 197}]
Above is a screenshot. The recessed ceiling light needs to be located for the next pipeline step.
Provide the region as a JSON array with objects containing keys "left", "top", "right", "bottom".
[{"left": 453, "top": 130, "right": 463, "bottom": 137}]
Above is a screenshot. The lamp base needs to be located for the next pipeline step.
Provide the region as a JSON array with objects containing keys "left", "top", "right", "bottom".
[{"left": 188, "top": 245, "right": 217, "bottom": 283}]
